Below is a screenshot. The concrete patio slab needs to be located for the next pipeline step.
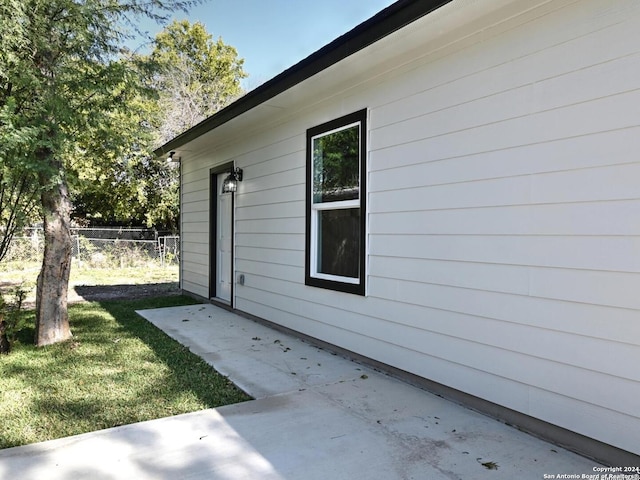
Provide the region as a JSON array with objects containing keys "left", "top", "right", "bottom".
[{"left": 0, "top": 303, "right": 604, "bottom": 479}]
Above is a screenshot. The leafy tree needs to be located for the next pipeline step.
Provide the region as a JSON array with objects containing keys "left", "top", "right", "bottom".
[
  {"left": 71, "top": 20, "right": 247, "bottom": 232},
  {"left": 0, "top": 0, "right": 200, "bottom": 346},
  {"left": 73, "top": 153, "right": 180, "bottom": 232},
  {"left": 313, "top": 126, "right": 360, "bottom": 202},
  {"left": 144, "top": 20, "right": 247, "bottom": 230},
  {"left": 134, "top": 156, "right": 181, "bottom": 232},
  {"left": 150, "top": 20, "right": 247, "bottom": 145},
  {"left": 0, "top": 128, "right": 40, "bottom": 262},
  {"left": 0, "top": 1, "right": 41, "bottom": 261}
]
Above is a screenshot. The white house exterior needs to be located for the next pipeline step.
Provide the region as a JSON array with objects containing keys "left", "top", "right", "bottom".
[{"left": 158, "top": 0, "right": 640, "bottom": 464}]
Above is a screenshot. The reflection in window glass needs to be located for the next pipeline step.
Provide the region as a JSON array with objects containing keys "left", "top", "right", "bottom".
[
  {"left": 317, "top": 208, "right": 360, "bottom": 278},
  {"left": 312, "top": 125, "right": 359, "bottom": 203}
]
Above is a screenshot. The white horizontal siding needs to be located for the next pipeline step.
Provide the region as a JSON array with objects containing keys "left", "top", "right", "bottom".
[
  {"left": 371, "top": 163, "right": 640, "bottom": 213},
  {"left": 529, "top": 268, "right": 640, "bottom": 310},
  {"left": 372, "top": 20, "right": 640, "bottom": 137},
  {"left": 367, "top": 274, "right": 640, "bottom": 346},
  {"left": 181, "top": 240, "right": 208, "bottom": 256},
  {"left": 182, "top": 279, "right": 208, "bottom": 299},
  {"left": 181, "top": 221, "right": 208, "bottom": 234},
  {"left": 236, "top": 233, "right": 303, "bottom": 252},
  {"left": 236, "top": 218, "right": 304, "bottom": 236},
  {"left": 237, "top": 246, "right": 303, "bottom": 267},
  {"left": 239, "top": 184, "right": 304, "bottom": 207},
  {"left": 181, "top": 251, "right": 207, "bottom": 267},
  {"left": 236, "top": 259, "right": 302, "bottom": 284},
  {"left": 181, "top": 189, "right": 208, "bottom": 205},
  {"left": 179, "top": 151, "right": 215, "bottom": 297},
  {"left": 178, "top": 0, "right": 640, "bottom": 454},
  {"left": 236, "top": 201, "right": 304, "bottom": 221},
  {"left": 370, "top": 127, "right": 640, "bottom": 189},
  {"left": 182, "top": 168, "right": 210, "bottom": 188},
  {"left": 371, "top": 91, "right": 640, "bottom": 163},
  {"left": 529, "top": 390, "right": 640, "bottom": 453},
  {"left": 369, "top": 256, "right": 530, "bottom": 296},
  {"left": 367, "top": 0, "right": 640, "bottom": 125},
  {"left": 370, "top": 201, "right": 640, "bottom": 236},
  {"left": 240, "top": 166, "right": 303, "bottom": 195},
  {"left": 370, "top": 234, "right": 640, "bottom": 273},
  {"left": 370, "top": 199, "right": 632, "bottom": 239}
]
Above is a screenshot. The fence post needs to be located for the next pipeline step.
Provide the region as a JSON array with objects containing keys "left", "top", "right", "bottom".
[
  {"left": 1, "top": 228, "right": 179, "bottom": 269},
  {"left": 30, "top": 228, "right": 40, "bottom": 252}
]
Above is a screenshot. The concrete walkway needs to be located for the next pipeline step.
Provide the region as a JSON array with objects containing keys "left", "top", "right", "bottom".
[{"left": 0, "top": 304, "right": 602, "bottom": 479}]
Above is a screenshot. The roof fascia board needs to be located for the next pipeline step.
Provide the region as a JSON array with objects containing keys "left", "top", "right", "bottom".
[{"left": 154, "top": 0, "right": 453, "bottom": 156}]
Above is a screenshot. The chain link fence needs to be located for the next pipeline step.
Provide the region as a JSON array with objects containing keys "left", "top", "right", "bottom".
[{"left": 1, "top": 227, "right": 179, "bottom": 271}]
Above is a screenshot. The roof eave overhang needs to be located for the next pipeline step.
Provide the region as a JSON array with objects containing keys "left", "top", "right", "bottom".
[{"left": 154, "top": 0, "right": 453, "bottom": 157}]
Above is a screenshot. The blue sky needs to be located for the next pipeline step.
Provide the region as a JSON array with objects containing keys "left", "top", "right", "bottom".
[{"left": 131, "top": 0, "right": 397, "bottom": 89}]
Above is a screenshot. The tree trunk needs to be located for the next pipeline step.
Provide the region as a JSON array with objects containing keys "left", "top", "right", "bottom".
[
  {"left": 35, "top": 173, "right": 73, "bottom": 346},
  {"left": 0, "top": 317, "right": 10, "bottom": 354}
]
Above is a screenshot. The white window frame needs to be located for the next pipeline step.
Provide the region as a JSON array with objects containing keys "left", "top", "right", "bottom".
[{"left": 310, "top": 198, "right": 361, "bottom": 285}]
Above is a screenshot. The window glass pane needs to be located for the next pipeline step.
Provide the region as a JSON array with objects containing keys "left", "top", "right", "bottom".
[
  {"left": 313, "top": 125, "right": 359, "bottom": 203},
  {"left": 317, "top": 208, "right": 360, "bottom": 278}
]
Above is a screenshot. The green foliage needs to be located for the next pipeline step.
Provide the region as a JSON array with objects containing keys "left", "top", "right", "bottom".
[
  {"left": 313, "top": 125, "right": 360, "bottom": 202},
  {"left": 0, "top": 0, "right": 203, "bottom": 227},
  {"left": 140, "top": 161, "right": 180, "bottom": 230},
  {"left": 0, "top": 1, "right": 41, "bottom": 261},
  {"left": 150, "top": 19, "right": 248, "bottom": 144},
  {"left": 71, "top": 19, "right": 247, "bottom": 231},
  {"left": 0, "top": 162, "right": 40, "bottom": 263},
  {"left": 0, "top": 283, "right": 31, "bottom": 346},
  {"left": 72, "top": 150, "right": 181, "bottom": 230}
]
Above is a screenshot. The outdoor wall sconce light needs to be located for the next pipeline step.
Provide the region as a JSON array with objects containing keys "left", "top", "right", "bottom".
[
  {"left": 222, "top": 167, "right": 243, "bottom": 193},
  {"left": 167, "top": 151, "right": 181, "bottom": 162}
]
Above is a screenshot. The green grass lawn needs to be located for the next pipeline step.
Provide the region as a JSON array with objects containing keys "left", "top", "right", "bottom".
[{"left": 0, "top": 295, "right": 251, "bottom": 449}]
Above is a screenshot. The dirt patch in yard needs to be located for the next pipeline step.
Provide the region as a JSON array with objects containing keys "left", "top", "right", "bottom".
[
  {"left": 0, "top": 281, "right": 181, "bottom": 308},
  {"left": 71, "top": 282, "right": 181, "bottom": 303}
]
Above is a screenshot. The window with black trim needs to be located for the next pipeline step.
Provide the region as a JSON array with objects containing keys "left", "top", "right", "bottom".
[{"left": 305, "top": 109, "right": 366, "bottom": 295}]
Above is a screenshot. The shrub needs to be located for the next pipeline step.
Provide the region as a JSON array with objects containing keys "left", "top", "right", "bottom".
[{"left": 0, "top": 284, "right": 31, "bottom": 353}]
